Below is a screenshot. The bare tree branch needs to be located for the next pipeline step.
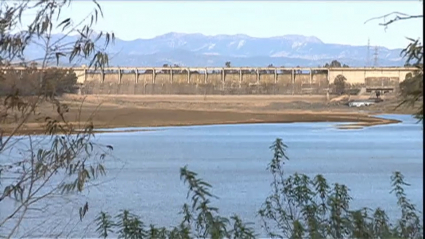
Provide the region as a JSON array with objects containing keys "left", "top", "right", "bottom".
[{"left": 364, "top": 11, "right": 423, "bottom": 30}]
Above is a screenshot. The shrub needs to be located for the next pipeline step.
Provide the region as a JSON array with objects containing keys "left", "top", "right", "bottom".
[{"left": 94, "top": 138, "right": 423, "bottom": 239}]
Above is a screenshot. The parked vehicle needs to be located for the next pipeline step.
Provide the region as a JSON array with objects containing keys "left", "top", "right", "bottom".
[{"left": 347, "top": 98, "right": 383, "bottom": 107}]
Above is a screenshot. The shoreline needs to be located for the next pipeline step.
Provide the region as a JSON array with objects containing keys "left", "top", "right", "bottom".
[
  {"left": 2, "top": 112, "right": 402, "bottom": 136},
  {"left": 1, "top": 94, "right": 415, "bottom": 136},
  {"left": 91, "top": 114, "right": 402, "bottom": 130}
]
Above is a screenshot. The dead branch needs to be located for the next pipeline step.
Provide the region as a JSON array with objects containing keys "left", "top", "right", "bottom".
[{"left": 364, "top": 11, "right": 423, "bottom": 28}]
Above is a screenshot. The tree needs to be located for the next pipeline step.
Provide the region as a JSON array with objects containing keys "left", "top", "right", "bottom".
[
  {"left": 334, "top": 74, "right": 347, "bottom": 94},
  {"left": 376, "top": 90, "right": 381, "bottom": 98},
  {"left": 398, "top": 38, "right": 423, "bottom": 121},
  {"left": 225, "top": 61, "right": 231, "bottom": 68},
  {"left": 0, "top": 0, "right": 115, "bottom": 237},
  {"left": 331, "top": 60, "right": 342, "bottom": 67},
  {"left": 162, "top": 64, "right": 170, "bottom": 73},
  {"left": 0, "top": 67, "right": 78, "bottom": 96},
  {"left": 324, "top": 60, "right": 348, "bottom": 68},
  {"left": 365, "top": 2, "right": 423, "bottom": 122}
]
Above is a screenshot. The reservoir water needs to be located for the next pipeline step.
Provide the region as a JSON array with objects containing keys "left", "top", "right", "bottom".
[{"left": 0, "top": 114, "right": 423, "bottom": 237}]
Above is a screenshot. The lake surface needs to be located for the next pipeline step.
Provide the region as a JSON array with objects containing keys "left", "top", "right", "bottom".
[{"left": 0, "top": 114, "right": 423, "bottom": 237}]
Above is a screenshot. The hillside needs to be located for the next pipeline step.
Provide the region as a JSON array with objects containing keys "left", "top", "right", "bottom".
[{"left": 24, "top": 32, "right": 405, "bottom": 67}]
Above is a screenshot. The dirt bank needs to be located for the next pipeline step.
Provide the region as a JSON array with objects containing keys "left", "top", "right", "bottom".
[{"left": 1, "top": 94, "right": 411, "bottom": 136}]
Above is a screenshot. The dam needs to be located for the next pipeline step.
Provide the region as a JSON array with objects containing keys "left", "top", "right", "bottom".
[
  {"left": 76, "top": 66, "right": 417, "bottom": 95},
  {"left": 4, "top": 66, "right": 419, "bottom": 95}
]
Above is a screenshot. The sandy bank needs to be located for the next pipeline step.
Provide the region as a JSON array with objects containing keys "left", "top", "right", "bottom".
[{"left": 0, "top": 94, "right": 410, "bottom": 136}]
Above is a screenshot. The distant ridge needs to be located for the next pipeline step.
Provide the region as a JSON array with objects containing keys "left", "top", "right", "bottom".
[{"left": 24, "top": 32, "right": 405, "bottom": 67}]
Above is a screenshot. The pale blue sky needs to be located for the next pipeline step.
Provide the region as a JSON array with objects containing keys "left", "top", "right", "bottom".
[{"left": 24, "top": 1, "right": 423, "bottom": 49}]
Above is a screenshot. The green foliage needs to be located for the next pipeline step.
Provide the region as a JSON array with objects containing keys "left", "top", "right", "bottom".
[
  {"left": 398, "top": 38, "right": 423, "bottom": 122},
  {"left": 0, "top": 0, "right": 114, "bottom": 68},
  {"left": 94, "top": 138, "right": 422, "bottom": 239},
  {"left": 324, "top": 60, "right": 349, "bottom": 68},
  {"left": 0, "top": 0, "right": 115, "bottom": 237},
  {"left": 42, "top": 68, "right": 79, "bottom": 95},
  {"left": 333, "top": 75, "right": 348, "bottom": 95},
  {"left": 96, "top": 212, "right": 115, "bottom": 238},
  {"left": 94, "top": 165, "right": 257, "bottom": 239},
  {"left": 399, "top": 70, "right": 423, "bottom": 122},
  {"left": 365, "top": 8, "right": 423, "bottom": 122},
  {"left": 258, "top": 139, "right": 423, "bottom": 239}
]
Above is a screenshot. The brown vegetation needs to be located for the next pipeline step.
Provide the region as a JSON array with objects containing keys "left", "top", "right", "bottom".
[{"left": 0, "top": 66, "right": 78, "bottom": 96}]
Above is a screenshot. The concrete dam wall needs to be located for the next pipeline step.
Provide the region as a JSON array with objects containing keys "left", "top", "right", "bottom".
[
  {"left": 80, "top": 66, "right": 417, "bottom": 95},
  {"left": 82, "top": 71, "right": 330, "bottom": 95},
  {"left": 2, "top": 66, "right": 411, "bottom": 95}
]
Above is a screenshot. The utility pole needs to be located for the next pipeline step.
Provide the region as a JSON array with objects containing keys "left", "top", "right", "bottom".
[{"left": 373, "top": 46, "right": 379, "bottom": 67}]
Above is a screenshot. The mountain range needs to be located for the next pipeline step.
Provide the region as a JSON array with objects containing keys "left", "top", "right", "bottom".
[{"left": 24, "top": 32, "right": 407, "bottom": 67}]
